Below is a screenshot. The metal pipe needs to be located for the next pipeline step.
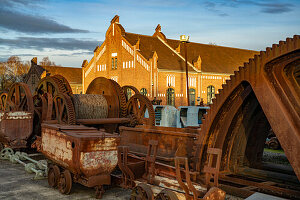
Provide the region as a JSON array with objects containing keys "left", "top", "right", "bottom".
[
  {"left": 76, "top": 118, "right": 131, "bottom": 125},
  {"left": 184, "top": 42, "right": 190, "bottom": 106}
]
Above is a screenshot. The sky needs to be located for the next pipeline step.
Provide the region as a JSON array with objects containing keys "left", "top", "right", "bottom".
[{"left": 0, "top": 0, "right": 299, "bottom": 67}]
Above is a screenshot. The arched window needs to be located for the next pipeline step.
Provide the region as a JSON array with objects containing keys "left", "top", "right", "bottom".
[
  {"left": 207, "top": 85, "right": 215, "bottom": 104},
  {"left": 126, "top": 88, "right": 132, "bottom": 100},
  {"left": 140, "top": 88, "right": 147, "bottom": 96},
  {"left": 189, "top": 88, "right": 196, "bottom": 106},
  {"left": 166, "top": 88, "right": 175, "bottom": 106}
]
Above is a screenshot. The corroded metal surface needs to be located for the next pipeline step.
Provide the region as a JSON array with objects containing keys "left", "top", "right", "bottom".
[
  {"left": 0, "top": 93, "right": 7, "bottom": 111},
  {"left": 40, "top": 124, "right": 119, "bottom": 178},
  {"left": 192, "top": 36, "right": 300, "bottom": 197},
  {"left": 126, "top": 94, "right": 155, "bottom": 126},
  {"left": 120, "top": 125, "right": 197, "bottom": 162},
  {"left": 0, "top": 111, "right": 33, "bottom": 148},
  {"left": 73, "top": 94, "right": 108, "bottom": 119}
]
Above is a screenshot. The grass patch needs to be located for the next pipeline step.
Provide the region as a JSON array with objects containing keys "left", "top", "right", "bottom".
[{"left": 264, "top": 148, "right": 284, "bottom": 154}]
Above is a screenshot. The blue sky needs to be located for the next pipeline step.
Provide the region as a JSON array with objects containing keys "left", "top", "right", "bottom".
[{"left": 0, "top": 0, "right": 299, "bottom": 67}]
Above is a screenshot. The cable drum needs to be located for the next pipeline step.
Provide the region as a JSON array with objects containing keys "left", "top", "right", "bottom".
[{"left": 73, "top": 94, "right": 108, "bottom": 119}]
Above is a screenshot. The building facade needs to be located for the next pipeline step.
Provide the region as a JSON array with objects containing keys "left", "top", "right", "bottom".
[{"left": 82, "top": 16, "right": 258, "bottom": 107}]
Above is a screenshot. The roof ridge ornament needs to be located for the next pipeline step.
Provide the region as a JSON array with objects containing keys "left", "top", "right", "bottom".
[
  {"left": 155, "top": 24, "right": 161, "bottom": 32},
  {"left": 111, "top": 15, "right": 119, "bottom": 24},
  {"left": 153, "top": 24, "right": 167, "bottom": 42}
]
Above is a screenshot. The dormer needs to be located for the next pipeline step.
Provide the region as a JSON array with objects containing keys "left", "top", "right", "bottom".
[
  {"left": 135, "top": 37, "right": 140, "bottom": 51},
  {"left": 194, "top": 55, "right": 202, "bottom": 71},
  {"left": 176, "top": 43, "right": 181, "bottom": 53},
  {"left": 152, "top": 24, "right": 167, "bottom": 42}
]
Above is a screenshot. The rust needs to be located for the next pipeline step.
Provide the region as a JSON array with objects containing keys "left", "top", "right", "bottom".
[{"left": 77, "top": 117, "right": 131, "bottom": 125}]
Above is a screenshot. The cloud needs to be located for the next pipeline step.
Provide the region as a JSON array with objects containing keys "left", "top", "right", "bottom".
[
  {"left": 205, "top": 0, "right": 293, "bottom": 15},
  {"left": 0, "top": 0, "right": 89, "bottom": 34},
  {"left": 0, "top": 37, "right": 101, "bottom": 51},
  {"left": 204, "top": 1, "right": 229, "bottom": 17},
  {"left": 258, "top": 3, "right": 292, "bottom": 14},
  {"left": 225, "top": 0, "right": 293, "bottom": 14}
]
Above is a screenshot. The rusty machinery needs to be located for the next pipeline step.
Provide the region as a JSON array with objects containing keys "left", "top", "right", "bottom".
[
  {"left": 0, "top": 35, "right": 299, "bottom": 200},
  {"left": 190, "top": 35, "right": 300, "bottom": 198}
]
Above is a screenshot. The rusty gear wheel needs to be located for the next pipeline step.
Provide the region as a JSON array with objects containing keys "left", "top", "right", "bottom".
[
  {"left": 110, "top": 79, "right": 127, "bottom": 118},
  {"left": 192, "top": 35, "right": 300, "bottom": 175},
  {"left": 52, "top": 75, "right": 73, "bottom": 96},
  {"left": 131, "top": 183, "right": 154, "bottom": 200},
  {"left": 0, "top": 92, "right": 7, "bottom": 111},
  {"left": 155, "top": 189, "right": 179, "bottom": 200},
  {"left": 127, "top": 94, "right": 155, "bottom": 126},
  {"left": 53, "top": 93, "right": 76, "bottom": 125},
  {"left": 5, "top": 82, "right": 34, "bottom": 112},
  {"left": 122, "top": 85, "right": 140, "bottom": 102},
  {"left": 35, "top": 75, "right": 72, "bottom": 97}
]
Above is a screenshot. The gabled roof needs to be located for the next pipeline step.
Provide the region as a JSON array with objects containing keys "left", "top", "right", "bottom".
[
  {"left": 123, "top": 32, "right": 258, "bottom": 74},
  {"left": 43, "top": 66, "right": 82, "bottom": 84},
  {"left": 124, "top": 32, "right": 197, "bottom": 72},
  {"left": 25, "top": 60, "right": 82, "bottom": 84}
]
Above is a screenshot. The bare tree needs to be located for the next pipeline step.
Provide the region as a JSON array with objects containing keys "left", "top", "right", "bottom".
[
  {"left": 39, "top": 57, "right": 55, "bottom": 67},
  {"left": 0, "top": 56, "right": 30, "bottom": 92}
]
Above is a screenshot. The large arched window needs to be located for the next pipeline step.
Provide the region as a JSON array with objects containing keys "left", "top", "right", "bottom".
[
  {"left": 189, "top": 88, "right": 196, "bottom": 106},
  {"left": 207, "top": 85, "right": 215, "bottom": 104},
  {"left": 140, "top": 88, "right": 147, "bottom": 96},
  {"left": 166, "top": 88, "right": 175, "bottom": 106},
  {"left": 126, "top": 88, "right": 132, "bottom": 100}
]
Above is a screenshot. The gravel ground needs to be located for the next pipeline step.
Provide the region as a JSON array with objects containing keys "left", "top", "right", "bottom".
[
  {"left": 0, "top": 159, "right": 131, "bottom": 200},
  {"left": 0, "top": 158, "right": 243, "bottom": 199}
]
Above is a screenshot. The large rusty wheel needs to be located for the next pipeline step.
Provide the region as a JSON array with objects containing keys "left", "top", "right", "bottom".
[
  {"left": 58, "top": 170, "right": 72, "bottom": 194},
  {"left": 110, "top": 79, "right": 127, "bottom": 118},
  {"left": 0, "top": 92, "right": 7, "bottom": 111},
  {"left": 86, "top": 77, "right": 126, "bottom": 118},
  {"left": 5, "top": 83, "right": 34, "bottom": 112},
  {"left": 131, "top": 183, "right": 154, "bottom": 200},
  {"left": 35, "top": 75, "right": 72, "bottom": 97},
  {"left": 122, "top": 85, "right": 140, "bottom": 102},
  {"left": 53, "top": 93, "right": 76, "bottom": 125},
  {"left": 48, "top": 164, "right": 60, "bottom": 188},
  {"left": 127, "top": 94, "right": 155, "bottom": 126},
  {"left": 155, "top": 189, "right": 178, "bottom": 200}
]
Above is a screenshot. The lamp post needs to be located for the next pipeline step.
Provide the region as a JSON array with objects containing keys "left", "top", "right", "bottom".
[{"left": 180, "top": 35, "right": 190, "bottom": 106}]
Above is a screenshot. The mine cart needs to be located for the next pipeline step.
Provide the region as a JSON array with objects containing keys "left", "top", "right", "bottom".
[
  {"left": 117, "top": 140, "right": 226, "bottom": 200},
  {"left": 39, "top": 123, "right": 120, "bottom": 198}
]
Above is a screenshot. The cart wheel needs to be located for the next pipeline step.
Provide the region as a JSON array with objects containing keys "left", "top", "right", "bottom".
[
  {"left": 131, "top": 183, "right": 154, "bottom": 200},
  {"left": 95, "top": 185, "right": 104, "bottom": 199},
  {"left": 155, "top": 189, "right": 178, "bottom": 200},
  {"left": 48, "top": 165, "right": 60, "bottom": 188},
  {"left": 58, "top": 170, "right": 72, "bottom": 194}
]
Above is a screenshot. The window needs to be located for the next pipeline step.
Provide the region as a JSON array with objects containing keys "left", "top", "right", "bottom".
[
  {"left": 115, "top": 58, "right": 117, "bottom": 69},
  {"left": 189, "top": 88, "right": 196, "bottom": 106},
  {"left": 126, "top": 88, "right": 132, "bottom": 100},
  {"left": 207, "top": 85, "right": 215, "bottom": 104},
  {"left": 140, "top": 88, "right": 147, "bottom": 96},
  {"left": 166, "top": 88, "right": 175, "bottom": 106},
  {"left": 111, "top": 58, "right": 114, "bottom": 69}
]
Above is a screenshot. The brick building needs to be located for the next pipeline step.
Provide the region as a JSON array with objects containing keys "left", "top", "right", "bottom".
[
  {"left": 82, "top": 15, "right": 258, "bottom": 106},
  {"left": 25, "top": 58, "right": 82, "bottom": 94}
]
